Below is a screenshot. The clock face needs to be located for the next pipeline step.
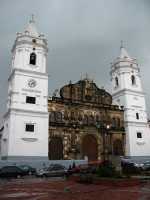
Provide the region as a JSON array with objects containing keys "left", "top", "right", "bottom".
[{"left": 28, "top": 79, "right": 36, "bottom": 88}]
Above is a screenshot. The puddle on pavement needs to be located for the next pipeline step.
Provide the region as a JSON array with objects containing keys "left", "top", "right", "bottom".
[
  {"left": 3, "top": 192, "right": 29, "bottom": 198},
  {"left": 2, "top": 192, "right": 47, "bottom": 198}
]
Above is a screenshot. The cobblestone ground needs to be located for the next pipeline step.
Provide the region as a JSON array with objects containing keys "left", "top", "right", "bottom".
[{"left": 0, "top": 177, "right": 150, "bottom": 200}]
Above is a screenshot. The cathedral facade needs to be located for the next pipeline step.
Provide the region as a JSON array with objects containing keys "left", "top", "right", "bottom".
[{"left": 48, "top": 79, "right": 125, "bottom": 161}]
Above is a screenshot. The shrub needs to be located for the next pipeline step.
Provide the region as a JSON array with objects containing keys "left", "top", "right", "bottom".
[
  {"left": 96, "top": 162, "right": 122, "bottom": 178},
  {"left": 79, "top": 173, "right": 93, "bottom": 184},
  {"left": 97, "top": 165, "right": 115, "bottom": 177}
]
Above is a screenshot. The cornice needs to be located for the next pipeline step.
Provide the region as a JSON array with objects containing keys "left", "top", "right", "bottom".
[
  {"left": 112, "top": 88, "right": 145, "bottom": 97},
  {"left": 12, "top": 39, "right": 48, "bottom": 53},
  {"left": 8, "top": 68, "right": 48, "bottom": 81},
  {"left": 4, "top": 108, "right": 48, "bottom": 118},
  {"left": 125, "top": 121, "right": 148, "bottom": 126}
]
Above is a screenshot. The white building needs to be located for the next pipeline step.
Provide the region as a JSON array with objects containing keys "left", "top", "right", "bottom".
[
  {"left": 110, "top": 44, "right": 150, "bottom": 157},
  {"left": 0, "top": 17, "right": 49, "bottom": 160}
]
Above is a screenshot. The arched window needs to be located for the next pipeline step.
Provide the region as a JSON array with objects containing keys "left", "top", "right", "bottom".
[
  {"left": 136, "top": 113, "right": 139, "bottom": 120},
  {"left": 30, "top": 52, "right": 36, "bottom": 65},
  {"left": 131, "top": 75, "right": 136, "bottom": 85},
  {"left": 115, "top": 77, "right": 119, "bottom": 87}
]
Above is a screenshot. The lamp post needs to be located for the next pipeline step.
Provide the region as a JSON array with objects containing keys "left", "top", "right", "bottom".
[{"left": 96, "top": 122, "right": 110, "bottom": 163}]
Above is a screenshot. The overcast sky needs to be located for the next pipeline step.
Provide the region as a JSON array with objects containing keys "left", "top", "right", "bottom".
[{"left": 0, "top": 0, "right": 150, "bottom": 117}]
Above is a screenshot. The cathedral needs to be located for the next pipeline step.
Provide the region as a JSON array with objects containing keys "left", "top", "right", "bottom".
[{"left": 0, "top": 17, "right": 150, "bottom": 161}]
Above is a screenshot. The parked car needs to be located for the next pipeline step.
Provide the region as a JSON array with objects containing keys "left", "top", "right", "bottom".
[
  {"left": 36, "top": 164, "right": 67, "bottom": 177},
  {"left": 0, "top": 166, "right": 26, "bottom": 178},
  {"left": 139, "top": 161, "right": 150, "bottom": 171},
  {"left": 121, "top": 158, "right": 150, "bottom": 174},
  {"left": 18, "top": 165, "right": 36, "bottom": 175}
]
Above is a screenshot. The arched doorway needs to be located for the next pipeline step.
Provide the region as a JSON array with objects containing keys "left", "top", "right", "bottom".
[
  {"left": 82, "top": 134, "right": 98, "bottom": 161},
  {"left": 113, "top": 139, "right": 123, "bottom": 156},
  {"left": 49, "top": 136, "right": 63, "bottom": 160}
]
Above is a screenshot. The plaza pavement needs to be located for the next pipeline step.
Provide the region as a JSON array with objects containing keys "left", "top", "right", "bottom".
[{"left": 0, "top": 177, "right": 149, "bottom": 200}]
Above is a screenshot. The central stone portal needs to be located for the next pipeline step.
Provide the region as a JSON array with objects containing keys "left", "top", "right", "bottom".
[{"left": 82, "top": 134, "right": 98, "bottom": 161}]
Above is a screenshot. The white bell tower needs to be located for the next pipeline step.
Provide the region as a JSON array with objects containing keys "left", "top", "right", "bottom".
[
  {"left": 110, "top": 43, "right": 150, "bottom": 157},
  {"left": 1, "top": 16, "right": 49, "bottom": 160}
]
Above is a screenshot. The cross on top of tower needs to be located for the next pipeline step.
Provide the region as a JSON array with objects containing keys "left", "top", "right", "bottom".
[
  {"left": 30, "top": 14, "right": 35, "bottom": 23},
  {"left": 24, "top": 14, "right": 39, "bottom": 37},
  {"left": 119, "top": 41, "right": 131, "bottom": 59}
]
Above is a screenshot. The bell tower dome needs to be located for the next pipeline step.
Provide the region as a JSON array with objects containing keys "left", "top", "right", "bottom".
[{"left": 11, "top": 15, "right": 48, "bottom": 75}]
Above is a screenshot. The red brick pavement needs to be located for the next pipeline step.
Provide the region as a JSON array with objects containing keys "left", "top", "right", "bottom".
[{"left": 0, "top": 178, "right": 149, "bottom": 200}]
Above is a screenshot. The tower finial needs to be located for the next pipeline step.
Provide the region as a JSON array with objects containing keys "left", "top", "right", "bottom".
[
  {"left": 85, "top": 73, "right": 89, "bottom": 80},
  {"left": 120, "top": 40, "right": 124, "bottom": 49}
]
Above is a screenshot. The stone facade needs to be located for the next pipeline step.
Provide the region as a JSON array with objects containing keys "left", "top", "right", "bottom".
[{"left": 48, "top": 78, "right": 125, "bottom": 161}]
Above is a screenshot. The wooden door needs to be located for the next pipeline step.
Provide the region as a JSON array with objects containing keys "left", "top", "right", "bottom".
[
  {"left": 49, "top": 137, "right": 63, "bottom": 160},
  {"left": 82, "top": 134, "right": 98, "bottom": 161}
]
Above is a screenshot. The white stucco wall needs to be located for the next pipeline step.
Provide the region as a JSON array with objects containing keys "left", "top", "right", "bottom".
[{"left": 7, "top": 111, "right": 48, "bottom": 157}]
